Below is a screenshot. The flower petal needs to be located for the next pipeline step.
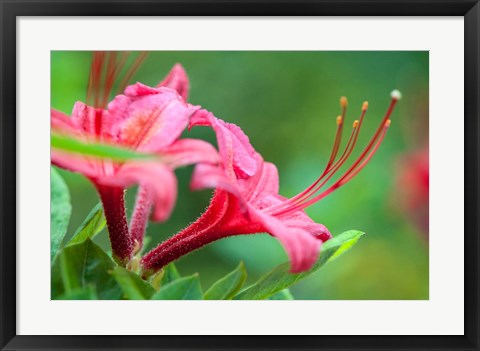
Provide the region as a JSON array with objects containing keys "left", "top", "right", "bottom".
[
  {"left": 161, "top": 138, "right": 220, "bottom": 169},
  {"left": 157, "top": 63, "right": 189, "bottom": 101},
  {"left": 269, "top": 194, "right": 332, "bottom": 243},
  {"left": 51, "top": 150, "right": 98, "bottom": 178},
  {"left": 97, "top": 163, "right": 178, "bottom": 223},
  {"left": 251, "top": 209, "right": 322, "bottom": 273},
  {"left": 240, "top": 161, "right": 279, "bottom": 205},
  {"left": 282, "top": 214, "right": 332, "bottom": 243},
  {"left": 106, "top": 85, "right": 197, "bottom": 152},
  {"left": 51, "top": 109, "right": 77, "bottom": 134},
  {"left": 70, "top": 102, "right": 104, "bottom": 135},
  {"left": 190, "top": 163, "right": 243, "bottom": 200},
  {"left": 190, "top": 111, "right": 259, "bottom": 180},
  {"left": 123, "top": 82, "right": 161, "bottom": 97}
]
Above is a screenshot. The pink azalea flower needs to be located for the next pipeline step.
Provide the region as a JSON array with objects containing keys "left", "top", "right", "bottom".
[
  {"left": 141, "top": 90, "right": 401, "bottom": 275},
  {"left": 51, "top": 52, "right": 218, "bottom": 264}
]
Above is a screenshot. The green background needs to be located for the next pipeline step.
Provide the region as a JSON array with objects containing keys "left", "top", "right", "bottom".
[{"left": 52, "top": 51, "right": 429, "bottom": 299}]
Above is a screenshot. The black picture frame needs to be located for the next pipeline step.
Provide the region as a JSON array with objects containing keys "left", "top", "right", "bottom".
[{"left": 1, "top": 1, "right": 478, "bottom": 350}]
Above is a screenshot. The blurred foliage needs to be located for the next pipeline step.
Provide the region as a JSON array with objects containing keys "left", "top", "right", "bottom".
[{"left": 52, "top": 51, "right": 429, "bottom": 299}]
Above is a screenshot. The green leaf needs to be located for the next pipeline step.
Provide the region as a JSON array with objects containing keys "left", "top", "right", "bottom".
[
  {"left": 56, "top": 285, "right": 98, "bottom": 300},
  {"left": 51, "top": 239, "right": 123, "bottom": 300},
  {"left": 160, "top": 263, "right": 181, "bottom": 286},
  {"left": 204, "top": 261, "right": 247, "bottom": 300},
  {"left": 151, "top": 274, "right": 203, "bottom": 300},
  {"left": 67, "top": 203, "right": 105, "bottom": 246},
  {"left": 268, "top": 289, "right": 294, "bottom": 300},
  {"left": 51, "top": 132, "right": 156, "bottom": 162},
  {"left": 235, "top": 230, "right": 365, "bottom": 300},
  {"left": 111, "top": 266, "right": 155, "bottom": 300},
  {"left": 51, "top": 167, "right": 72, "bottom": 263}
]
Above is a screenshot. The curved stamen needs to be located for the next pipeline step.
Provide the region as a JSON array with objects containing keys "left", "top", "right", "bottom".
[
  {"left": 87, "top": 51, "right": 107, "bottom": 107},
  {"left": 100, "top": 52, "right": 128, "bottom": 108},
  {"left": 267, "top": 100, "right": 368, "bottom": 214},
  {"left": 266, "top": 118, "right": 359, "bottom": 215},
  {"left": 324, "top": 96, "right": 348, "bottom": 173},
  {"left": 286, "top": 119, "right": 392, "bottom": 212},
  {"left": 294, "top": 102, "right": 369, "bottom": 204},
  {"left": 270, "top": 92, "right": 400, "bottom": 217},
  {"left": 86, "top": 52, "right": 148, "bottom": 110},
  {"left": 116, "top": 52, "right": 148, "bottom": 96}
]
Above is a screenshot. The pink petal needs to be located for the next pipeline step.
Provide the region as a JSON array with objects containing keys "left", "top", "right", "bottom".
[
  {"left": 51, "top": 150, "right": 98, "bottom": 178},
  {"left": 124, "top": 82, "right": 160, "bottom": 97},
  {"left": 251, "top": 209, "right": 322, "bottom": 273},
  {"left": 240, "top": 161, "right": 279, "bottom": 204},
  {"left": 160, "top": 138, "right": 220, "bottom": 168},
  {"left": 51, "top": 109, "right": 77, "bottom": 134},
  {"left": 106, "top": 86, "right": 197, "bottom": 152},
  {"left": 189, "top": 108, "right": 211, "bottom": 128},
  {"left": 282, "top": 215, "right": 332, "bottom": 243},
  {"left": 97, "top": 162, "right": 178, "bottom": 223},
  {"left": 190, "top": 111, "right": 259, "bottom": 179},
  {"left": 216, "top": 120, "right": 259, "bottom": 179},
  {"left": 157, "top": 63, "right": 189, "bottom": 101},
  {"left": 190, "top": 163, "right": 243, "bottom": 201},
  {"left": 70, "top": 102, "right": 101, "bottom": 135},
  {"left": 269, "top": 194, "right": 332, "bottom": 243}
]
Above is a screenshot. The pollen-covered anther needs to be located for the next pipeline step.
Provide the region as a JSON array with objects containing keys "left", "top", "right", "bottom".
[
  {"left": 336, "top": 115, "right": 343, "bottom": 125},
  {"left": 390, "top": 89, "right": 402, "bottom": 101},
  {"left": 353, "top": 120, "right": 359, "bottom": 128},
  {"left": 385, "top": 119, "right": 392, "bottom": 127},
  {"left": 340, "top": 96, "right": 348, "bottom": 108},
  {"left": 362, "top": 101, "right": 369, "bottom": 111}
]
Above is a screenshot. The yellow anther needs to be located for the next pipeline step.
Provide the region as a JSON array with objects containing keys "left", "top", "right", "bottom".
[
  {"left": 362, "top": 101, "right": 369, "bottom": 111},
  {"left": 385, "top": 119, "right": 391, "bottom": 127},
  {"left": 340, "top": 96, "right": 348, "bottom": 108},
  {"left": 336, "top": 116, "right": 343, "bottom": 125},
  {"left": 353, "top": 120, "right": 359, "bottom": 128}
]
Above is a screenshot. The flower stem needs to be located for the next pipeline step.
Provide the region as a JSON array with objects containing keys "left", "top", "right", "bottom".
[
  {"left": 140, "top": 226, "right": 223, "bottom": 279},
  {"left": 96, "top": 185, "right": 133, "bottom": 265},
  {"left": 129, "top": 185, "right": 152, "bottom": 253},
  {"left": 140, "top": 192, "right": 262, "bottom": 278}
]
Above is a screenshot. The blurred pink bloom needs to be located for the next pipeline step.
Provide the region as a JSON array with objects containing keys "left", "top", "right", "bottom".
[
  {"left": 141, "top": 92, "right": 401, "bottom": 275},
  {"left": 396, "top": 146, "right": 429, "bottom": 237},
  {"left": 51, "top": 53, "right": 218, "bottom": 264}
]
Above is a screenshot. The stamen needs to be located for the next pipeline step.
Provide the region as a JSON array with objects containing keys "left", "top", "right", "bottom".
[
  {"left": 267, "top": 119, "right": 360, "bottom": 216},
  {"left": 286, "top": 106, "right": 366, "bottom": 208},
  {"left": 325, "top": 115, "right": 344, "bottom": 174},
  {"left": 328, "top": 96, "right": 348, "bottom": 170},
  {"left": 87, "top": 51, "right": 107, "bottom": 107},
  {"left": 268, "top": 92, "right": 399, "bottom": 217},
  {"left": 100, "top": 52, "right": 120, "bottom": 108},
  {"left": 116, "top": 52, "right": 148, "bottom": 95},
  {"left": 362, "top": 101, "right": 368, "bottom": 111},
  {"left": 291, "top": 121, "right": 391, "bottom": 210},
  {"left": 266, "top": 109, "right": 361, "bottom": 215},
  {"left": 266, "top": 97, "right": 352, "bottom": 213},
  {"left": 86, "top": 52, "right": 148, "bottom": 109}
]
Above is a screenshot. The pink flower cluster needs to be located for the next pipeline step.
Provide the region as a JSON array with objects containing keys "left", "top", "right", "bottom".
[{"left": 51, "top": 52, "right": 400, "bottom": 276}]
